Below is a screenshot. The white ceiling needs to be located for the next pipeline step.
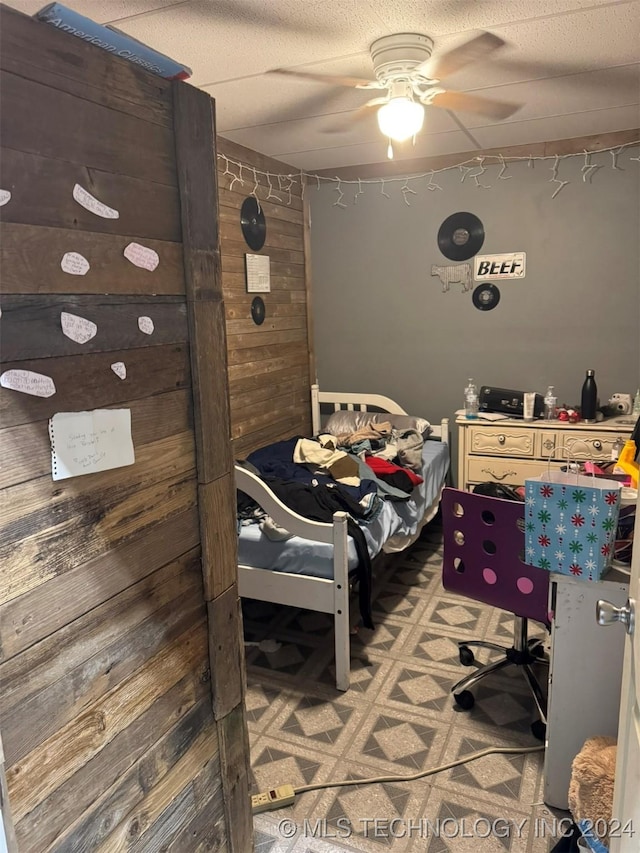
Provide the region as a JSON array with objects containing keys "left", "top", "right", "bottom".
[{"left": 8, "top": 0, "right": 640, "bottom": 170}]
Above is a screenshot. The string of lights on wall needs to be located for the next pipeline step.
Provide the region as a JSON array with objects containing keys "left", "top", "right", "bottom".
[{"left": 218, "top": 140, "right": 640, "bottom": 208}]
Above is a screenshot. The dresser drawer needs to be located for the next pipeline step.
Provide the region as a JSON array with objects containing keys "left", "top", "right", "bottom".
[
  {"left": 467, "top": 456, "right": 564, "bottom": 487},
  {"left": 552, "top": 431, "right": 628, "bottom": 461},
  {"left": 468, "top": 426, "right": 536, "bottom": 458}
]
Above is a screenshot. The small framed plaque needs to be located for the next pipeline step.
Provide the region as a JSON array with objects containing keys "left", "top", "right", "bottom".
[{"left": 245, "top": 253, "right": 271, "bottom": 293}]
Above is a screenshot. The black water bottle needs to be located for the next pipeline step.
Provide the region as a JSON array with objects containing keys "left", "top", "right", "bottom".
[{"left": 581, "top": 369, "right": 597, "bottom": 423}]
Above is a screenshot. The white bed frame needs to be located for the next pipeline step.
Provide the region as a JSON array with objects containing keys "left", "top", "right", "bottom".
[{"left": 235, "top": 384, "right": 449, "bottom": 692}]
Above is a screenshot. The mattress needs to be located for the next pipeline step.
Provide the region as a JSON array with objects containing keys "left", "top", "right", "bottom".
[{"left": 237, "top": 440, "right": 449, "bottom": 579}]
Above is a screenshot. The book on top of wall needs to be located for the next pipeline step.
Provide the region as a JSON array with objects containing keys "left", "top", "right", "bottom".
[{"left": 34, "top": 3, "right": 193, "bottom": 80}]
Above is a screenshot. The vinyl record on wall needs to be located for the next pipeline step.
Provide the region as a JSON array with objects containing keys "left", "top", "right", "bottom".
[
  {"left": 251, "top": 296, "right": 266, "bottom": 325},
  {"left": 240, "top": 196, "right": 267, "bottom": 251},
  {"left": 472, "top": 283, "right": 501, "bottom": 311},
  {"left": 437, "top": 212, "right": 485, "bottom": 261}
]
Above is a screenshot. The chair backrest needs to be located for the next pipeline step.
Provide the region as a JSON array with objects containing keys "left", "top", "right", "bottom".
[{"left": 441, "top": 487, "right": 550, "bottom": 626}]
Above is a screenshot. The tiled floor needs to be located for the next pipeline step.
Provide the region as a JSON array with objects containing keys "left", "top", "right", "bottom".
[{"left": 243, "top": 520, "right": 571, "bottom": 853}]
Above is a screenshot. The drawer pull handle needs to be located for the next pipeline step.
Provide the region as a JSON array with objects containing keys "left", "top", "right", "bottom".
[
  {"left": 498, "top": 435, "right": 506, "bottom": 444},
  {"left": 543, "top": 438, "right": 555, "bottom": 450},
  {"left": 482, "top": 468, "right": 517, "bottom": 481},
  {"left": 593, "top": 440, "right": 602, "bottom": 451}
]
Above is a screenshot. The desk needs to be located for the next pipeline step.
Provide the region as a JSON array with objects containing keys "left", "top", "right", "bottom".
[{"left": 544, "top": 568, "right": 629, "bottom": 810}]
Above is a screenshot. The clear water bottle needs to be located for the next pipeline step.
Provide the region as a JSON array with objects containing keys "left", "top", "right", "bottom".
[
  {"left": 464, "top": 378, "right": 479, "bottom": 419},
  {"left": 543, "top": 386, "right": 557, "bottom": 420},
  {"left": 581, "top": 369, "right": 597, "bottom": 423}
]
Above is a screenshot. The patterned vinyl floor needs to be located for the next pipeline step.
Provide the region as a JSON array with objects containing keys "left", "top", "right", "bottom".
[{"left": 243, "top": 519, "right": 571, "bottom": 853}]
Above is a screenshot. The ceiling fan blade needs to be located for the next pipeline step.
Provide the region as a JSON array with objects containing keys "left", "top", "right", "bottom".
[
  {"left": 267, "top": 67, "right": 380, "bottom": 89},
  {"left": 430, "top": 32, "right": 506, "bottom": 80},
  {"left": 322, "top": 98, "right": 386, "bottom": 133},
  {"left": 430, "top": 89, "right": 521, "bottom": 120}
]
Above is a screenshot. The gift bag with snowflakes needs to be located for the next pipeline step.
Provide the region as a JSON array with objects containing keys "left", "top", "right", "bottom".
[{"left": 524, "top": 471, "right": 622, "bottom": 581}]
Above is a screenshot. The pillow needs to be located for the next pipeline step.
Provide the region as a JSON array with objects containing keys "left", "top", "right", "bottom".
[{"left": 324, "top": 409, "right": 431, "bottom": 437}]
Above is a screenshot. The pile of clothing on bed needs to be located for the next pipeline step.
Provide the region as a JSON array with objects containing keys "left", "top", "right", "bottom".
[{"left": 237, "top": 413, "right": 431, "bottom": 629}]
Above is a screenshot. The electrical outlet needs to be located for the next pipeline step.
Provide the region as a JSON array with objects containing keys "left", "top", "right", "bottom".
[{"left": 251, "top": 784, "right": 296, "bottom": 814}]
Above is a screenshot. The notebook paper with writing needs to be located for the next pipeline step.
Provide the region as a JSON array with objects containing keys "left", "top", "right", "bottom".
[{"left": 49, "top": 409, "right": 135, "bottom": 481}]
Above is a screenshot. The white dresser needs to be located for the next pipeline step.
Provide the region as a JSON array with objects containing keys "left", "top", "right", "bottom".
[{"left": 456, "top": 416, "right": 633, "bottom": 492}]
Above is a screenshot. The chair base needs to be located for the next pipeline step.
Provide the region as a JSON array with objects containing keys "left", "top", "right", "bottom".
[{"left": 451, "top": 615, "right": 549, "bottom": 735}]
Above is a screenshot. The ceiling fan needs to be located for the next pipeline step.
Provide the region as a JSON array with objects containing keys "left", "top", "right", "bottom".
[{"left": 269, "top": 31, "right": 523, "bottom": 158}]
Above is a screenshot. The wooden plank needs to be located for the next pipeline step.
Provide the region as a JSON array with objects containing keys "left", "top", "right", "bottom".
[
  {"left": 6, "top": 623, "right": 207, "bottom": 823},
  {"left": 221, "top": 253, "right": 304, "bottom": 279},
  {"left": 1, "top": 553, "right": 204, "bottom": 766},
  {"left": 219, "top": 217, "right": 302, "bottom": 252},
  {"left": 230, "top": 385, "right": 308, "bottom": 425},
  {"left": 185, "top": 298, "right": 233, "bottom": 483},
  {"left": 165, "top": 759, "right": 227, "bottom": 852},
  {"left": 217, "top": 704, "right": 252, "bottom": 853},
  {"left": 227, "top": 349, "right": 310, "bottom": 384},
  {"left": 207, "top": 587, "right": 244, "bottom": 719},
  {"left": 0, "top": 343, "right": 191, "bottom": 429},
  {"left": 223, "top": 271, "right": 306, "bottom": 293},
  {"left": 0, "top": 504, "right": 200, "bottom": 660},
  {"left": 92, "top": 724, "right": 218, "bottom": 852},
  {"left": 1, "top": 70, "right": 177, "bottom": 186},
  {"left": 51, "top": 701, "right": 214, "bottom": 853},
  {"left": 0, "top": 223, "right": 184, "bottom": 295},
  {"left": 0, "top": 147, "right": 182, "bottom": 241},
  {"left": 1, "top": 437, "right": 197, "bottom": 607},
  {"left": 0, "top": 5, "right": 173, "bottom": 129},
  {"left": 198, "top": 476, "right": 238, "bottom": 601},
  {"left": 14, "top": 670, "right": 209, "bottom": 853},
  {"left": 230, "top": 403, "right": 307, "bottom": 441},
  {"left": 226, "top": 339, "right": 308, "bottom": 368},
  {"left": 218, "top": 203, "right": 303, "bottom": 237},
  {"left": 0, "top": 388, "right": 192, "bottom": 489},
  {"left": 229, "top": 363, "right": 309, "bottom": 399},
  {"left": 221, "top": 236, "right": 305, "bottom": 266},
  {"left": 0, "top": 294, "right": 188, "bottom": 362},
  {"left": 225, "top": 296, "right": 307, "bottom": 317},
  {"left": 228, "top": 326, "right": 307, "bottom": 353},
  {"left": 226, "top": 314, "right": 307, "bottom": 336},
  {"left": 218, "top": 185, "right": 303, "bottom": 224},
  {"left": 0, "top": 546, "right": 202, "bottom": 718},
  {"left": 232, "top": 415, "right": 311, "bottom": 459}
]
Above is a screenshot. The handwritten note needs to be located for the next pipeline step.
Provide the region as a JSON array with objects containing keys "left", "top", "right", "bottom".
[
  {"left": 124, "top": 242, "right": 159, "bottom": 271},
  {"left": 138, "top": 316, "right": 154, "bottom": 335},
  {"left": 61, "top": 252, "right": 90, "bottom": 276},
  {"left": 0, "top": 189, "right": 11, "bottom": 207},
  {"left": 111, "top": 361, "right": 127, "bottom": 380},
  {"left": 49, "top": 409, "right": 135, "bottom": 481},
  {"left": 1, "top": 369, "right": 56, "bottom": 398},
  {"left": 61, "top": 311, "right": 97, "bottom": 344},
  {"left": 72, "top": 184, "right": 119, "bottom": 219}
]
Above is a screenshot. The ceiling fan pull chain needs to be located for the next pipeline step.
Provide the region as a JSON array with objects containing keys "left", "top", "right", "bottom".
[{"left": 387, "top": 140, "right": 394, "bottom": 160}]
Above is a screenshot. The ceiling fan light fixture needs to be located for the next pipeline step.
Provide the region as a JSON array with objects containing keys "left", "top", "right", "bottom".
[{"left": 377, "top": 97, "right": 424, "bottom": 142}]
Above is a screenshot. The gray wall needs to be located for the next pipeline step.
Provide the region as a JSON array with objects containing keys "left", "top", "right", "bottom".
[{"left": 309, "top": 147, "right": 640, "bottom": 482}]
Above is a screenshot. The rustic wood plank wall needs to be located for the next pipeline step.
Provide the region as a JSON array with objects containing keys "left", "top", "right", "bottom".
[
  {"left": 216, "top": 138, "right": 313, "bottom": 458},
  {"left": 0, "top": 6, "right": 249, "bottom": 851}
]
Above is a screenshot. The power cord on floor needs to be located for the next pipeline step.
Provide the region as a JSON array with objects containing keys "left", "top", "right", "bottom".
[{"left": 251, "top": 743, "right": 544, "bottom": 812}]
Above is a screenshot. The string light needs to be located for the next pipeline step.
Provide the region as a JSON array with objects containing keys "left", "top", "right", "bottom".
[{"left": 215, "top": 140, "right": 638, "bottom": 207}]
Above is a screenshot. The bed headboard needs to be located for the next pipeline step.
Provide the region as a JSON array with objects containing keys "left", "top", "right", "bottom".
[{"left": 311, "top": 384, "right": 449, "bottom": 444}]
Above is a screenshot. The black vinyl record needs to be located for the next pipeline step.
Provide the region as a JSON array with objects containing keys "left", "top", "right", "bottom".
[
  {"left": 437, "top": 212, "right": 485, "bottom": 261},
  {"left": 251, "top": 296, "right": 266, "bottom": 325},
  {"left": 240, "top": 196, "right": 266, "bottom": 251},
  {"left": 472, "top": 283, "right": 501, "bottom": 311}
]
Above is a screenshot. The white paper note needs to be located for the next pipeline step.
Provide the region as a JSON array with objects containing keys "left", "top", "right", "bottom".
[
  {"left": 138, "top": 316, "right": 154, "bottom": 335},
  {"left": 0, "top": 189, "right": 11, "bottom": 207},
  {"left": 245, "top": 253, "right": 271, "bottom": 292},
  {"left": 124, "top": 242, "right": 159, "bottom": 271},
  {"left": 72, "top": 184, "right": 119, "bottom": 219},
  {"left": 111, "top": 361, "right": 127, "bottom": 380},
  {"left": 1, "top": 369, "right": 56, "bottom": 398},
  {"left": 49, "top": 409, "right": 135, "bottom": 481},
  {"left": 61, "top": 252, "right": 90, "bottom": 276},
  {"left": 61, "top": 311, "right": 97, "bottom": 344}
]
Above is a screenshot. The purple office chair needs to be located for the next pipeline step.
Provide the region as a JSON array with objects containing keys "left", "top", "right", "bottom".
[{"left": 441, "top": 487, "right": 551, "bottom": 739}]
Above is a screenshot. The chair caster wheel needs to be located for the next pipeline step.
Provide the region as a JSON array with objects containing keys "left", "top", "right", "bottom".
[
  {"left": 531, "top": 719, "right": 546, "bottom": 741},
  {"left": 453, "top": 690, "right": 475, "bottom": 710},
  {"left": 459, "top": 645, "right": 475, "bottom": 666}
]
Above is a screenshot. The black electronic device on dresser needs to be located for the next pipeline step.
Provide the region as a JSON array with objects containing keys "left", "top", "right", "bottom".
[{"left": 479, "top": 386, "right": 544, "bottom": 418}]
